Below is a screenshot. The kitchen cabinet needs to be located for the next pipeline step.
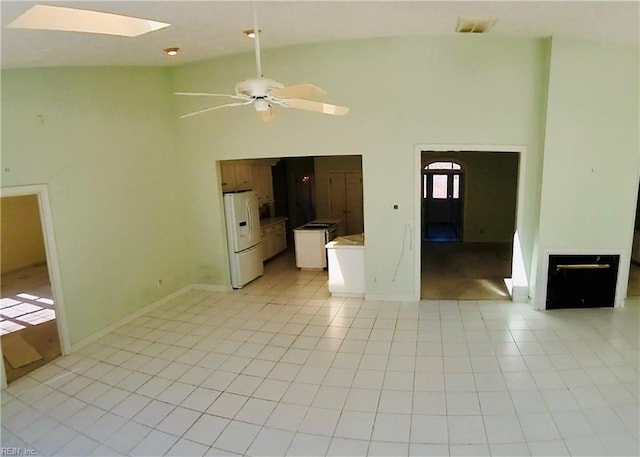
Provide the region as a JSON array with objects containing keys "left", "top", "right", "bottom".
[
  {"left": 326, "top": 233, "right": 365, "bottom": 296},
  {"left": 252, "top": 164, "right": 274, "bottom": 205},
  {"left": 260, "top": 217, "right": 287, "bottom": 261},
  {"left": 221, "top": 162, "right": 253, "bottom": 192}
]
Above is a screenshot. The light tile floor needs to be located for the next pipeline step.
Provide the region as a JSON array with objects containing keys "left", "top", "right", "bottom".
[{"left": 2, "top": 253, "right": 639, "bottom": 456}]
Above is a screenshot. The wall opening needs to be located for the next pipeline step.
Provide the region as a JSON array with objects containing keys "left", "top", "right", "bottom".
[
  {"left": 417, "top": 148, "right": 524, "bottom": 301},
  {"left": 1, "top": 194, "right": 62, "bottom": 384},
  {"left": 628, "top": 182, "right": 640, "bottom": 297},
  {"left": 218, "top": 154, "right": 364, "bottom": 288}
]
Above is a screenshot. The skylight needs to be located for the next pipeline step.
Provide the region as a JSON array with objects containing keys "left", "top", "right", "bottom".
[{"left": 7, "top": 4, "right": 170, "bottom": 37}]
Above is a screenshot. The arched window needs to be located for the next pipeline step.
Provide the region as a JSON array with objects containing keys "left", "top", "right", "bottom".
[{"left": 425, "top": 161, "right": 461, "bottom": 170}]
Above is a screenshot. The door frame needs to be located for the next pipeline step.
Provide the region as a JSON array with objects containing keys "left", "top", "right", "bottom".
[
  {"left": 1, "top": 185, "right": 71, "bottom": 388},
  {"left": 414, "top": 144, "right": 528, "bottom": 301}
]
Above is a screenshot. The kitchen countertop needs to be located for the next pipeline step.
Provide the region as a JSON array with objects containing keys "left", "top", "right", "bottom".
[
  {"left": 294, "top": 219, "right": 343, "bottom": 230},
  {"left": 326, "top": 233, "right": 365, "bottom": 248},
  {"left": 260, "top": 216, "right": 288, "bottom": 229}
]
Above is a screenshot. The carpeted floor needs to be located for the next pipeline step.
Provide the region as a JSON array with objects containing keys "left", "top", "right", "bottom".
[
  {"left": 421, "top": 242, "right": 512, "bottom": 300},
  {"left": 628, "top": 262, "right": 640, "bottom": 297}
]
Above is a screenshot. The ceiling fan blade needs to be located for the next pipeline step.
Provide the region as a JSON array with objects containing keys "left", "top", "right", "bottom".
[
  {"left": 179, "top": 100, "right": 253, "bottom": 119},
  {"left": 271, "top": 84, "right": 327, "bottom": 100},
  {"left": 285, "top": 98, "right": 350, "bottom": 116},
  {"left": 174, "top": 92, "right": 248, "bottom": 101}
]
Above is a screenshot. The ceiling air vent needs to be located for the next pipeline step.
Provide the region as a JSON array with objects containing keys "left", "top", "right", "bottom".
[{"left": 455, "top": 17, "right": 497, "bottom": 34}]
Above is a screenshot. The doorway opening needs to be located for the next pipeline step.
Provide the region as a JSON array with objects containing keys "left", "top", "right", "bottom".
[
  {"left": 628, "top": 182, "right": 640, "bottom": 297},
  {"left": 1, "top": 192, "right": 63, "bottom": 384},
  {"left": 419, "top": 150, "right": 520, "bottom": 300},
  {"left": 423, "top": 161, "right": 464, "bottom": 242},
  {"left": 219, "top": 155, "right": 364, "bottom": 289}
]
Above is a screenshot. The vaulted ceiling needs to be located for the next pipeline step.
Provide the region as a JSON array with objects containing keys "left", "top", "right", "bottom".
[{"left": 1, "top": 1, "right": 638, "bottom": 70}]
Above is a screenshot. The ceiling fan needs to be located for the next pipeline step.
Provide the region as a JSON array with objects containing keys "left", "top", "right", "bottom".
[{"left": 175, "top": 9, "right": 349, "bottom": 120}]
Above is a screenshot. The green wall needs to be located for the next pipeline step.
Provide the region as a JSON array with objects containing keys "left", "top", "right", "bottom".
[
  {"left": 2, "top": 34, "right": 638, "bottom": 345},
  {"left": 171, "top": 35, "right": 549, "bottom": 299},
  {"left": 1, "top": 67, "right": 192, "bottom": 344},
  {"left": 535, "top": 38, "right": 640, "bottom": 306}
]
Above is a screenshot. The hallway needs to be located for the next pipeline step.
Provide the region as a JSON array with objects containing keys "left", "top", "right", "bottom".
[{"left": 421, "top": 242, "right": 512, "bottom": 300}]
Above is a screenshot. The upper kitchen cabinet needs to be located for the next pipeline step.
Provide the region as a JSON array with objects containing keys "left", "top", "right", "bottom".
[{"left": 220, "top": 161, "right": 253, "bottom": 192}]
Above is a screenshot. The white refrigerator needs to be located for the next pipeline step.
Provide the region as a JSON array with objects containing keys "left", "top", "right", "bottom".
[{"left": 224, "top": 191, "right": 264, "bottom": 288}]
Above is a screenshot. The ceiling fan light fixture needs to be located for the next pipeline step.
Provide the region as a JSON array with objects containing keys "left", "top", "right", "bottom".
[
  {"left": 243, "top": 29, "right": 258, "bottom": 39},
  {"left": 164, "top": 47, "right": 179, "bottom": 56},
  {"left": 254, "top": 99, "right": 270, "bottom": 112}
]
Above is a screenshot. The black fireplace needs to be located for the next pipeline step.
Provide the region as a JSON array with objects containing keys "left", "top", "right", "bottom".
[{"left": 546, "top": 254, "right": 619, "bottom": 309}]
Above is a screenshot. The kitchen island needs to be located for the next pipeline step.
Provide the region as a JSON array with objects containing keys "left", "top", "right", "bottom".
[
  {"left": 326, "top": 233, "right": 365, "bottom": 296},
  {"left": 293, "top": 219, "right": 342, "bottom": 270}
]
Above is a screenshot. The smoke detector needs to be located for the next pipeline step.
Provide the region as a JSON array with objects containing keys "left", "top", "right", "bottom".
[{"left": 456, "top": 17, "right": 497, "bottom": 34}]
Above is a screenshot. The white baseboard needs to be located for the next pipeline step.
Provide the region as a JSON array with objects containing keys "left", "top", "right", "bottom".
[
  {"left": 330, "top": 292, "right": 365, "bottom": 298},
  {"left": 70, "top": 285, "right": 193, "bottom": 352},
  {"left": 511, "top": 286, "right": 530, "bottom": 303},
  {"left": 191, "top": 284, "right": 231, "bottom": 292}
]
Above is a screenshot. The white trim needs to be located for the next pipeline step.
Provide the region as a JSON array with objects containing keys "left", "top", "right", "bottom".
[
  {"left": 414, "top": 144, "right": 528, "bottom": 301},
  {"left": 511, "top": 286, "right": 530, "bottom": 303},
  {"left": 331, "top": 292, "right": 365, "bottom": 298},
  {"left": 1, "top": 185, "right": 71, "bottom": 383},
  {"left": 0, "top": 345, "right": 5, "bottom": 389},
  {"left": 536, "top": 249, "right": 625, "bottom": 310},
  {"left": 191, "top": 283, "right": 231, "bottom": 292},
  {"left": 70, "top": 285, "right": 194, "bottom": 352}
]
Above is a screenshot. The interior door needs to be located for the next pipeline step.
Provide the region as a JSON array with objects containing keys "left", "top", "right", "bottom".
[
  {"left": 344, "top": 172, "right": 364, "bottom": 234},
  {"left": 294, "top": 171, "right": 315, "bottom": 226},
  {"left": 329, "top": 172, "right": 346, "bottom": 223},
  {"left": 424, "top": 172, "right": 463, "bottom": 240},
  {"left": 329, "top": 171, "right": 364, "bottom": 235}
]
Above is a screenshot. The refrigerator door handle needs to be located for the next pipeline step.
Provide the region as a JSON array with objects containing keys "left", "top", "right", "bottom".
[{"left": 246, "top": 199, "right": 254, "bottom": 243}]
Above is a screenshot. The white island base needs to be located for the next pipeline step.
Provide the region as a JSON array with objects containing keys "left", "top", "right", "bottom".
[{"left": 326, "top": 234, "right": 365, "bottom": 297}]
